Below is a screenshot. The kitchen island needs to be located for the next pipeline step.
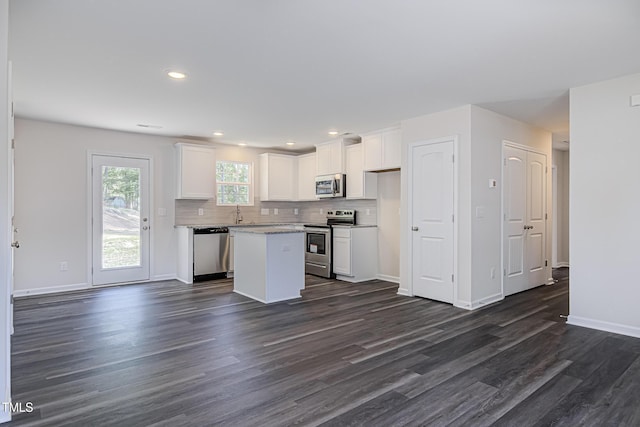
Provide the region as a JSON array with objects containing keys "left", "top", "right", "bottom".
[{"left": 231, "top": 226, "right": 305, "bottom": 303}]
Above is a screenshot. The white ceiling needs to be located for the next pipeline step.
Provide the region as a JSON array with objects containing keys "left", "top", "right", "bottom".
[{"left": 8, "top": 0, "right": 640, "bottom": 151}]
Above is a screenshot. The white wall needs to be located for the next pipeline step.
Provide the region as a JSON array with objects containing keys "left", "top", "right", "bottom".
[
  {"left": 400, "top": 105, "right": 472, "bottom": 302},
  {"left": 13, "top": 119, "right": 177, "bottom": 294},
  {"left": 569, "top": 72, "right": 640, "bottom": 338},
  {"left": 376, "top": 170, "right": 400, "bottom": 281},
  {"left": 469, "top": 106, "right": 552, "bottom": 305},
  {"left": 1, "top": 0, "right": 11, "bottom": 422},
  {"left": 552, "top": 149, "right": 570, "bottom": 267},
  {"left": 400, "top": 104, "right": 551, "bottom": 309}
]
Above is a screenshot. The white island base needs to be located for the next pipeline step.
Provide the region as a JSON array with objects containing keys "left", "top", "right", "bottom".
[{"left": 232, "top": 227, "right": 305, "bottom": 303}]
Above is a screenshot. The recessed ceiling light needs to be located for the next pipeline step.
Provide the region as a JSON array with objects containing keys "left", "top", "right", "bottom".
[
  {"left": 286, "top": 142, "right": 295, "bottom": 146},
  {"left": 328, "top": 130, "right": 339, "bottom": 136},
  {"left": 213, "top": 131, "right": 224, "bottom": 137},
  {"left": 167, "top": 71, "right": 187, "bottom": 79},
  {"left": 238, "top": 142, "right": 247, "bottom": 147},
  {"left": 136, "top": 123, "right": 163, "bottom": 129}
]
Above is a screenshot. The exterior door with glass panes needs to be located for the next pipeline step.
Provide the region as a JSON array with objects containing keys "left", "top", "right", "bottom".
[{"left": 91, "top": 155, "right": 150, "bottom": 285}]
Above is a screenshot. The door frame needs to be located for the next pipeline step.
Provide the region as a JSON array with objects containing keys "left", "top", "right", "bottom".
[
  {"left": 406, "top": 136, "right": 458, "bottom": 304},
  {"left": 86, "top": 151, "right": 155, "bottom": 286},
  {"left": 501, "top": 140, "right": 549, "bottom": 297}
]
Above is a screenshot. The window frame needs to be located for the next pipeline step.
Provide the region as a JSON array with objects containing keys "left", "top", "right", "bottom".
[{"left": 215, "top": 160, "right": 254, "bottom": 206}]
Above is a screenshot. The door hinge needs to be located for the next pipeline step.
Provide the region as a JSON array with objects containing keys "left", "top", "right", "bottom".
[
  {"left": 11, "top": 138, "right": 15, "bottom": 149},
  {"left": 452, "top": 214, "right": 455, "bottom": 222},
  {"left": 452, "top": 154, "right": 455, "bottom": 163},
  {"left": 545, "top": 260, "right": 548, "bottom": 267},
  {"left": 503, "top": 269, "right": 506, "bottom": 277},
  {"left": 545, "top": 213, "right": 548, "bottom": 220},
  {"left": 451, "top": 274, "right": 454, "bottom": 282}
]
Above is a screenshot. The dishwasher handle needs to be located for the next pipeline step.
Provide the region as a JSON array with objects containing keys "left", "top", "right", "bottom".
[{"left": 194, "top": 227, "right": 229, "bottom": 234}]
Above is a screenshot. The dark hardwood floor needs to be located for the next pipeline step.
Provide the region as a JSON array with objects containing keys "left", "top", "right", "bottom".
[{"left": 6, "top": 268, "right": 640, "bottom": 426}]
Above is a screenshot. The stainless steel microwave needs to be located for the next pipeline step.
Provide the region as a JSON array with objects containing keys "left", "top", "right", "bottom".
[{"left": 315, "top": 174, "right": 346, "bottom": 198}]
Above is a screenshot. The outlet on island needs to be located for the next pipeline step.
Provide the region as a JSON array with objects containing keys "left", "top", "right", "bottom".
[{"left": 198, "top": 208, "right": 204, "bottom": 216}]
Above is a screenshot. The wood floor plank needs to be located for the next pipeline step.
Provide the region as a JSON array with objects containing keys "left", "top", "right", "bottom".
[{"left": 7, "top": 268, "right": 640, "bottom": 426}]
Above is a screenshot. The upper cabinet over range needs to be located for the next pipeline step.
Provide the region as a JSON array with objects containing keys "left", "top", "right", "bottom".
[
  {"left": 175, "top": 143, "right": 216, "bottom": 199},
  {"left": 315, "top": 136, "right": 361, "bottom": 175},
  {"left": 362, "top": 127, "right": 401, "bottom": 172}
]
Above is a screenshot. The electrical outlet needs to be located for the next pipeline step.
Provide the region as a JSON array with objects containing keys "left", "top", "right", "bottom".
[
  {"left": 294, "top": 208, "right": 299, "bottom": 215},
  {"left": 274, "top": 208, "right": 279, "bottom": 215},
  {"left": 60, "top": 262, "right": 68, "bottom": 272},
  {"left": 261, "top": 208, "right": 269, "bottom": 215},
  {"left": 198, "top": 208, "right": 204, "bottom": 216},
  {"left": 319, "top": 208, "right": 323, "bottom": 215},
  {"left": 366, "top": 209, "right": 371, "bottom": 216}
]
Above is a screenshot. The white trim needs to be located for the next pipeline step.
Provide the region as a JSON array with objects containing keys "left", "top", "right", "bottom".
[
  {"left": 13, "top": 283, "right": 90, "bottom": 298},
  {"left": 454, "top": 292, "right": 504, "bottom": 311},
  {"left": 406, "top": 136, "right": 458, "bottom": 304},
  {"left": 396, "top": 287, "right": 411, "bottom": 296},
  {"left": 554, "top": 262, "right": 570, "bottom": 268},
  {"left": 552, "top": 165, "right": 558, "bottom": 268},
  {"left": 151, "top": 274, "right": 176, "bottom": 282},
  {"left": 567, "top": 315, "right": 640, "bottom": 339},
  {"left": 377, "top": 274, "right": 400, "bottom": 284},
  {"left": 232, "top": 289, "right": 300, "bottom": 304}
]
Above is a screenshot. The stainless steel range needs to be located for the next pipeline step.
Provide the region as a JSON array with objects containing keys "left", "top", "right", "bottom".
[{"left": 304, "top": 210, "right": 356, "bottom": 278}]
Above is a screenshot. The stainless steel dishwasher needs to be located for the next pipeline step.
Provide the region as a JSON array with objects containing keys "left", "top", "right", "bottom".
[{"left": 193, "top": 227, "right": 230, "bottom": 281}]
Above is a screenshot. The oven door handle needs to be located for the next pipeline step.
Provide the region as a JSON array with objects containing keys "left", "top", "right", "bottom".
[{"left": 305, "top": 262, "right": 328, "bottom": 269}]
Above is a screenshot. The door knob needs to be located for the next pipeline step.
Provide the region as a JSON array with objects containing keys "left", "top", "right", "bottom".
[
  {"left": 142, "top": 226, "right": 149, "bottom": 230},
  {"left": 11, "top": 241, "right": 19, "bottom": 248},
  {"left": 411, "top": 226, "right": 419, "bottom": 231}
]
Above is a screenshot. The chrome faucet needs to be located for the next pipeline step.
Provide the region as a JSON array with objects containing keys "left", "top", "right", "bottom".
[{"left": 235, "top": 205, "right": 243, "bottom": 224}]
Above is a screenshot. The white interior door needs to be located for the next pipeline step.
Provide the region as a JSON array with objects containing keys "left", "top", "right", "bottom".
[
  {"left": 503, "top": 145, "right": 546, "bottom": 296},
  {"left": 92, "top": 155, "right": 150, "bottom": 285},
  {"left": 8, "top": 61, "right": 14, "bottom": 335},
  {"left": 411, "top": 139, "right": 455, "bottom": 303}
]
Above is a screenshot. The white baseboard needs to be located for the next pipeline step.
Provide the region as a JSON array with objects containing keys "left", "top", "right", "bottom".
[
  {"left": 233, "top": 289, "right": 300, "bottom": 304},
  {"left": 567, "top": 315, "right": 640, "bottom": 339},
  {"left": 377, "top": 274, "right": 400, "bottom": 284},
  {"left": 335, "top": 275, "right": 378, "bottom": 283},
  {"left": 553, "top": 262, "right": 570, "bottom": 268},
  {"left": 13, "top": 282, "right": 90, "bottom": 298},
  {"left": 396, "top": 287, "right": 411, "bottom": 297},
  {"left": 455, "top": 292, "right": 504, "bottom": 311},
  {"left": 151, "top": 274, "right": 176, "bottom": 282}
]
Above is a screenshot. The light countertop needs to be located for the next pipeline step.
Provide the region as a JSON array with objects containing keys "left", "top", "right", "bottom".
[{"left": 231, "top": 226, "right": 305, "bottom": 235}]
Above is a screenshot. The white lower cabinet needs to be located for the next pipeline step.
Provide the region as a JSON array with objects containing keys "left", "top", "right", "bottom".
[{"left": 332, "top": 226, "right": 378, "bottom": 282}]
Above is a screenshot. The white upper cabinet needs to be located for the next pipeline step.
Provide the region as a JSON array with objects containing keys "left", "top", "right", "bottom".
[
  {"left": 362, "top": 127, "right": 402, "bottom": 171},
  {"left": 259, "top": 153, "right": 296, "bottom": 201},
  {"left": 175, "top": 143, "right": 216, "bottom": 199},
  {"left": 345, "top": 144, "right": 377, "bottom": 199},
  {"left": 297, "top": 152, "right": 317, "bottom": 201},
  {"left": 315, "top": 137, "right": 360, "bottom": 176}
]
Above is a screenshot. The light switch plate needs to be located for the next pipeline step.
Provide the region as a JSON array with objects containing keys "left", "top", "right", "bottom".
[
  {"left": 158, "top": 208, "right": 167, "bottom": 217},
  {"left": 631, "top": 94, "right": 640, "bottom": 107}
]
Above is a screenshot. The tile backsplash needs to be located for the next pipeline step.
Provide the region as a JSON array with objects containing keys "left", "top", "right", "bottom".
[{"left": 175, "top": 198, "right": 378, "bottom": 226}]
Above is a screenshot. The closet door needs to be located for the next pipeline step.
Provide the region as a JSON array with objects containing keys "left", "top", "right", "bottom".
[{"left": 503, "top": 145, "right": 547, "bottom": 296}]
